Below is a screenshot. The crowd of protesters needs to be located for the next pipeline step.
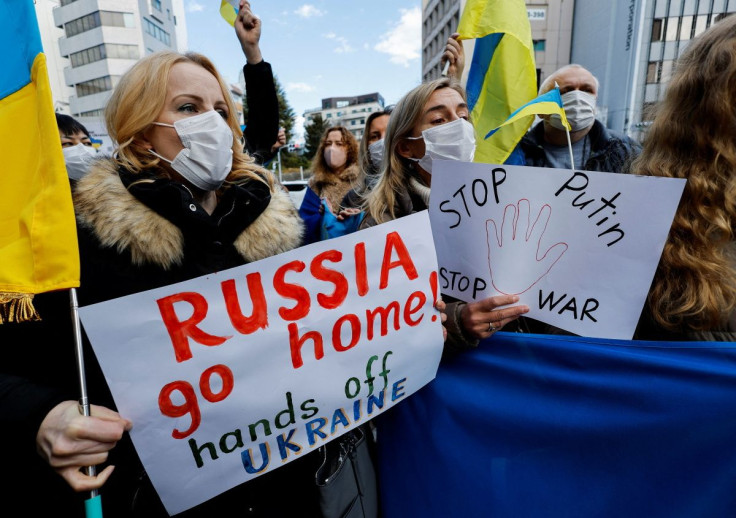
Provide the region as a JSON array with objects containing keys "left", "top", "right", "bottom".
[{"left": 3, "top": 1, "right": 736, "bottom": 516}]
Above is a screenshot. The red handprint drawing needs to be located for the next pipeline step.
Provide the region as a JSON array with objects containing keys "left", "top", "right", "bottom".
[{"left": 486, "top": 199, "right": 568, "bottom": 295}]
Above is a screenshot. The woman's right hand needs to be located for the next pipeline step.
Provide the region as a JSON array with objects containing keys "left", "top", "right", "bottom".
[
  {"left": 36, "top": 400, "right": 132, "bottom": 492},
  {"left": 460, "top": 294, "right": 530, "bottom": 339},
  {"left": 442, "top": 33, "right": 465, "bottom": 80},
  {"left": 235, "top": 1, "right": 263, "bottom": 64}
]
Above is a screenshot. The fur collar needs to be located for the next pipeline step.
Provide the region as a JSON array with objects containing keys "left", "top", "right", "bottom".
[
  {"left": 309, "top": 162, "right": 361, "bottom": 189},
  {"left": 308, "top": 163, "right": 361, "bottom": 212},
  {"left": 74, "top": 159, "right": 303, "bottom": 269}
]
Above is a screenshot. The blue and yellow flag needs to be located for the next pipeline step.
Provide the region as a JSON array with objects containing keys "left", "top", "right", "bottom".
[
  {"left": 219, "top": 0, "right": 239, "bottom": 26},
  {"left": 0, "top": 0, "right": 79, "bottom": 322},
  {"left": 485, "top": 87, "right": 571, "bottom": 138},
  {"left": 458, "top": 0, "right": 537, "bottom": 165}
]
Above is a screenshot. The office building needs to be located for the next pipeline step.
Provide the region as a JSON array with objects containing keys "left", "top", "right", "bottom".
[
  {"left": 571, "top": 0, "right": 736, "bottom": 138},
  {"left": 304, "top": 92, "right": 386, "bottom": 139},
  {"left": 51, "top": 0, "right": 185, "bottom": 118}
]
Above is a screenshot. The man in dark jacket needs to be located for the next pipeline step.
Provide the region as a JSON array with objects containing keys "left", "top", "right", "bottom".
[{"left": 519, "top": 64, "right": 641, "bottom": 174}]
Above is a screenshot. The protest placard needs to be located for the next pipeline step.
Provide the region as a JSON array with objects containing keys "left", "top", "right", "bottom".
[
  {"left": 79, "top": 211, "right": 444, "bottom": 515},
  {"left": 429, "top": 161, "right": 686, "bottom": 339}
]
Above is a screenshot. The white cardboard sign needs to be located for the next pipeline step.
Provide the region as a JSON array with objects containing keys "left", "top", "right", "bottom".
[
  {"left": 429, "top": 161, "right": 686, "bottom": 339},
  {"left": 79, "top": 211, "right": 444, "bottom": 515}
]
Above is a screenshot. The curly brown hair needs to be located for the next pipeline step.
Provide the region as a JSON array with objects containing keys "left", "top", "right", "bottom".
[
  {"left": 630, "top": 15, "right": 736, "bottom": 331},
  {"left": 312, "top": 126, "right": 359, "bottom": 177}
]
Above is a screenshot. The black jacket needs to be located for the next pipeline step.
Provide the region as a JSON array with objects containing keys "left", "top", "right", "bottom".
[
  {"left": 243, "top": 61, "right": 279, "bottom": 165},
  {"left": 519, "top": 120, "right": 641, "bottom": 174},
  {"left": 0, "top": 159, "right": 321, "bottom": 517}
]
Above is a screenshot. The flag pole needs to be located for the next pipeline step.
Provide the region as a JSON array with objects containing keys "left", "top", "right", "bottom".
[
  {"left": 565, "top": 126, "right": 575, "bottom": 172},
  {"left": 441, "top": 60, "right": 450, "bottom": 77},
  {"left": 554, "top": 82, "right": 575, "bottom": 172},
  {"left": 69, "top": 288, "right": 104, "bottom": 517}
]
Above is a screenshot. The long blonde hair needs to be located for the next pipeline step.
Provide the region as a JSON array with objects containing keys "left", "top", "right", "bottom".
[
  {"left": 365, "top": 77, "right": 466, "bottom": 224},
  {"left": 105, "top": 51, "right": 273, "bottom": 188},
  {"left": 631, "top": 16, "right": 736, "bottom": 331}
]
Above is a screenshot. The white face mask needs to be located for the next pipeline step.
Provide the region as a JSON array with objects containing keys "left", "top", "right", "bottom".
[
  {"left": 406, "top": 118, "right": 476, "bottom": 174},
  {"left": 149, "top": 110, "right": 234, "bottom": 191},
  {"left": 549, "top": 90, "right": 597, "bottom": 132},
  {"left": 368, "top": 139, "right": 384, "bottom": 169},
  {"left": 62, "top": 143, "right": 97, "bottom": 180}
]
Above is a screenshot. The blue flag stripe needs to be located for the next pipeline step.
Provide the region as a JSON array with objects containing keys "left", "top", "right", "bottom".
[
  {"left": 466, "top": 32, "right": 503, "bottom": 113},
  {"left": 1, "top": 0, "right": 42, "bottom": 99}
]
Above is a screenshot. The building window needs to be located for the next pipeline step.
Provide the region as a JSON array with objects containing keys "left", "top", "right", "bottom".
[
  {"left": 152, "top": 0, "right": 162, "bottom": 11},
  {"left": 78, "top": 109, "right": 105, "bottom": 117},
  {"left": 660, "top": 60, "right": 674, "bottom": 82},
  {"left": 75, "top": 75, "right": 114, "bottom": 97},
  {"left": 680, "top": 15, "right": 694, "bottom": 39},
  {"left": 646, "top": 61, "right": 661, "bottom": 83},
  {"left": 69, "top": 43, "right": 139, "bottom": 68},
  {"left": 533, "top": 39, "right": 546, "bottom": 51},
  {"left": 665, "top": 17, "right": 680, "bottom": 41},
  {"left": 651, "top": 18, "right": 663, "bottom": 41},
  {"left": 694, "top": 14, "right": 708, "bottom": 36},
  {"left": 64, "top": 11, "right": 135, "bottom": 38},
  {"left": 144, "top": 18, "right": 171, "bottom": 45}
]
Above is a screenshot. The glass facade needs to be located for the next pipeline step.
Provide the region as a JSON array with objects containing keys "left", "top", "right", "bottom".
[
  {"left": 144, "top": 18, "right": 171, "bottom": 45},
  {"left": 69, "top": 43, "right": 140, "bottom": 68},
  {"left": 64, "top": 11, "right": 135, "bottom": 38},
  {"left": 641, "top": 0, "right": 734, "bottom": 121},
  {"left": 75, "top": 75, "right": 118, "bottom": 97}
]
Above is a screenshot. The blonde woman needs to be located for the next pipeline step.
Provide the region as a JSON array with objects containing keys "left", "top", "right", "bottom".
[
  {"left": 2, "top": 50, "right": 321, "bottom": 517},
  {"left": 631, "top": 16, "right": 736, "bottom": 341},
  {"left": 362, "top": 77, "right": 529, "bottom": 349}
]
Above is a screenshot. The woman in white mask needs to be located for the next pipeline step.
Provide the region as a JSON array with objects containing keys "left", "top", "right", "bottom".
[
  {"left": 299, "top": 125, "right": 361, "bottom": 244},
  {"left": 362, "top": 77, "right": 529, "bottom": 350},
  {"left": 6, "top": 49, "right": 319, "bottom": 517},
  {"left": 341, "top": 105, "right": 394, "bottom": 210}
]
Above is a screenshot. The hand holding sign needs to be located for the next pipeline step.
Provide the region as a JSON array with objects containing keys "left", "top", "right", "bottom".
[{"left": 486, "top": 199, "right": 568, "bottom": 295}]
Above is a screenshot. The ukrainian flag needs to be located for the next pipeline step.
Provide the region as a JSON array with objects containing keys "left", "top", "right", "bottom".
[
  {"left": 219, "top": 0, "right": 239, "bottom": 26},
  {"left": 458, "top": 0, "right": 537, "bottom": 165},
  {"left": 486, "top": 86, "right": 571, "bottom": 138},
  {"left": 0, "top": 0, "right": 79, "bottom": 322}
]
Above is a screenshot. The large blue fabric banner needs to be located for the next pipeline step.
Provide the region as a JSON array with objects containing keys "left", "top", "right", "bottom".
[{"left": 376, "top": 332, "right": 736, "bottom": 518}]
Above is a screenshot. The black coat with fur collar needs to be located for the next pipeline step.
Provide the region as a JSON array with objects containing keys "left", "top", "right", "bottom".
[{"left": 0, "top": 159, "right": 325, "bottom": 517}]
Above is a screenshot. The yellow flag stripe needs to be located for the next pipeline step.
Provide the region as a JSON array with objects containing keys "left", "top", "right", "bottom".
[{"left": 0, "top": 53, "right": 79, "bottom": 295}]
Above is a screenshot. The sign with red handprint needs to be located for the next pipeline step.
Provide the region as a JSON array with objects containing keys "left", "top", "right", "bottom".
[{"left": 429, "top": 160, "right": 685, "bottom": 340}]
